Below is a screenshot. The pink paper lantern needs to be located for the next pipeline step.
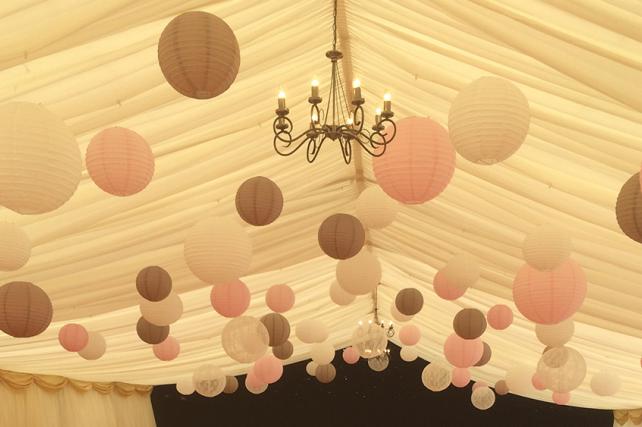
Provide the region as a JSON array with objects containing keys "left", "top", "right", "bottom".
[
  {"left": 452, "top": 368, "right": 471, "bottom": 388},
  {"left": 86, "top": 127, "right": 154, "bottom": 196},
  {"left": 433, "top": 270, "right": 465, "bottom": 301},
  {"left": 342, "top": 347, "right": 359, "bottom": 364},
  {"left": 265, "top": 284, "right": 295, "bottom": 313},
  {"left": 532, "top": 373, "right": 546, "bottom": 390},
  {"left": 472, "top": 381, "right": 488, "bottom": 391},
  {"left": 399, "top": 324, "right": 421, "bottom": 346},
  {"left": 253, "top": 355, "right": 283, "bottom": 384},
  {"left": 153, "top": 336, "right": 180, "bottom": 361},
  {"left": 373, "top": 117, "right": 455, "bottom": 204},
  {"left": 210, "top": 280, "right": 250, "bottom": 318},
  {"left": 552, "top": 391, "right": 571, "bottom": 405},
  {"left": 513, "top": 260, "right": 586, "bottom": 325},
  {"left": 487, "top": 304, "right": 513, "bottom": 330},
  {"left": 58, "top": 324, "right": 89, "bottom": 352},
  {"left": 246, "top": 367, "right": 266, "bottom": 390},
  {"left": 444, "top": 333, "right": 484, "bottom": 368}
]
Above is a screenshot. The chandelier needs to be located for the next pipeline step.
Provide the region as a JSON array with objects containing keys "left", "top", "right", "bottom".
[{"left": 272, "top": 0, "right": 396, "bottom": 164}]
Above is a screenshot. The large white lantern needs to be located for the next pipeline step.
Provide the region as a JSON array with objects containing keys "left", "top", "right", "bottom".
[
  {"left": 193, "top": 364, "right": 226, "bottom": 397},
  {"left": 536, "top": 346, "right": 586, "bottom": 393},
  {"left": 522, "top": 224, "right": 572, "bottom": 271},
  {"left": 355, "top": 186, "right": 398, "bottom": 229},
  {"left": 336, "top": 249, "right": 381, "bottom": 295},
  {"left": 0, "top": 222, "right": 31, "bottom": 271},
  {"left": 422, "top": 362, "right": 452, "bottom": 392}
]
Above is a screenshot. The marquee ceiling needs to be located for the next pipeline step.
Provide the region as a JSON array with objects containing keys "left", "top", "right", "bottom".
[{"left": 0, "top": 0, "right": 641, "bottom": 411}]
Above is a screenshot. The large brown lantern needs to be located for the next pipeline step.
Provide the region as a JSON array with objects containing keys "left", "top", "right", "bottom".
[
  {"left": 616, "top": 173, "right": 642, "bottom": 243},
  {"left": 136, "top": 317, "right": 169, "bottom": 344},
  {"left": 136, "top": 266, "right": 172, "bottom": 302},
  {"left": 260, "top": 313, "right": 291, "bottom": 347},
  {"left": 453, "top": 308, "right": 487, "bottom": 340},
  {"left": 395, "top": 288, "right": 424, "bottom": 316},
  {"left": 0, "top": 281, "right": 53, "bottom": 338},
  {"left": 235, "top": 177, "right": 284, "bottom": 226},
  {"left": 318, "top": 214, "right": 365, "bottom": 260}
]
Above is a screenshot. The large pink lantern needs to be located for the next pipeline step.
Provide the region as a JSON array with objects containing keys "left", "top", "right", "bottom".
[
  {"left": 399, "top": 324, "right": 421, "bottom": 346},
  {"left": 210, "top": 280, "right": 251, "bottom": 318},
  {"left": 487, "top": 304, "right": 513, "bottom": 330},
  {"left": 513, "top": 260, "right": 586, "bottom": 325},
  {"left": 433, "top": 270, "right": 466, "bottom": 301},
  {"left": 253, "top": 355, "right": 283, "bottom": 384},
  {"left": 373, "top": 117, "right": 455, "bottom": 204},
  {"left": 444, "top": 333, "right": 483, "bottom": 368},
  {"left": 153, "top": 336, "right": 180, "bottom": 361},
  {"left": 58, "top": 324, "right": 89, "bottom": 352},
  {"left": 452, "top": 367, "right": 471, "bottom": 388},
  {"left": 265, "top": 284, "right": 295, "bottom": 313},
  {"left": 342, "top": 347, "right": 359, "bottom": 364},
  {"left": 246, "top": 368, "right": 266, "bottom": 390}
]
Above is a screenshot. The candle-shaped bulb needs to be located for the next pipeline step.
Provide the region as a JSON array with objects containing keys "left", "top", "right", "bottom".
[
  {"left": 277, "top": 89, "right": 286, "bottom": 109},
  {"left": 375, "top": 107, "right": 382, "bottom": 115},
  {"left": 353, "top": 79, "right": 361, "bottom": 88},
  {"left": 383, "top": 92, "right": 392, "bottom": 112},
  {"left": 346, "top": 117, "right": 353, "bottom": 127},
  {"left": 311, "top": 111, "right": 318, "bottom": 123},
  {"left": 310, "top": 79, "right": 319, "bottom": 98},
  {"left": 383, "top": 92, "right": 392, "bottom": 101},
  {"left": 278, "top": 90, "right": 286, "bottom": 99},
  {"left": 353, "top": 79, "right": 362, "bottom": 100},
  {"left": 311, "top": 79, "right": 319, "bottom": 87},
  {"left": 374, "top": 107, "right": 382, "bottom": 125}
]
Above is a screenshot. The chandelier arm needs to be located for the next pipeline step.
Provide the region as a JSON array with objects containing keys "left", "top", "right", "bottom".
[
  {"left": 340, "top": 136, "right": 352, "bottom": 164},
  {"left": 351, "top": 129, "right": 391, "bottom": 157},
  {"left": 273, "top": 118, "right": 320, "bottom": 157},
  {"left": 306, "top": 134, "right": 327, "bottom": 163},
  {"left": 352, "top": 105, "right": 365, "bottom": 133}
]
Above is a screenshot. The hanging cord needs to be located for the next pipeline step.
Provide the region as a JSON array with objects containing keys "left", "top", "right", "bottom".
[{"left": 332, "top": 0, "right": 337, "bottom": 50}]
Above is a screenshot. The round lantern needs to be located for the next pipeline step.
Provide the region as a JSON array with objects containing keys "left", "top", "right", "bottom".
[
  {"left": 368, "top": 355, "right": 389, "bottom": 372},
  {"left": 400, "top": 346, "right": 418, "bottom": 362},
  {"left": 537, "top": 346, "right": 586, "bottom": 393},
  {"left": 235, "top": 176, "right": 283, "bottom": 226},
  {"left": 453, "top": 308, "right": 487, "bottom": 339},
  {"left": 329, "top": 280, "right": 356, "bottom": 306},
  {"left": 158, "top": 11, "right": 240, "bottom": 99},
  {"left": 590, "top": 370, "right": 621, "bottom": 396},
  {"left": 552, "top": 391, "right": 571, "bottom": 405},
  {"left": 487, "top": 304, "right": 513, "bottom": 330},
  {"left": 355, "top": 186, "right": 398, "bottom": 229},
  {"left": 318, "top": 214, "right": 365, "bottom": 260},
  {"left": 373, "top": 117, "right": 455, "bottom": 204},
  {"left": 272, "top": 340, "right": 293, "bottom": 360},
  {"left": 336, "top": 249, "right": 381, "bottom": 295},
  {"left": 139, "top": 291, "right": 183, "bottom": 326},
  {"left": 505, "top": 364, "right": 536, "bottom": 395},
  {"left": 223, "top": 376, "right": 239, "bottom": 394},
  {"left": 395, "top": 288, "right": 424, "bottom": 316},
  {"left": 433, "top": 270, "right": 466, "bottom": 301},
  {"left": 221, "top": 316, "right": 269, "bottom": 363},
  {"left": 472, "top": 381, "right": 488, "bottom": 391},
  {"left": 86, "top": 127, "right": 154, "bottom": 196},
  {"left": 513, "top": 260, "right": 586, "bottom": 324},
  {"left": 260, "top": 313, "right": 290, "bottom": 347},
  {"left": 78, "top": 332, "right": 106, "bottom": 360},
  {"left": 616, "top": 173, "right": 642, "bottom": 243},
  {"left": 193, "top": 364, "right": 226, "bottom": 397},
  {"left": 0, "top": 281, "right": 52, "bottom": 337},
  {"left": 471, "top": 386, "right": 496, "bottom": 410},
  {"left": 311, "top": 342, "right": 335, "bottom": 365},
  {"left": 265, "top": 284, "right": 295, "bottom": 313},
  {"left": 295, "top": 319, "right": 328, "bottom": 344},
  {"left": 535, "top": 319, "right": 575, "bottom": 347},
  {"left": 351, "top": 321, "right": 388, "bottom": 359},
  {"left": 495, "top": 380, "right": 509, "bottom": 396},
  {"left": 452, "top": 367, "right": 471, "bottom": 388},
  {"left": 422, "top": 362, "right": 452, "bottom": 392},
  {"left": 306, "top": 361, "right": 318, "bottom": 376},
  {"left": 342, "top": 347, "right": 359, "bottom": 364},
  {"left": 443, "top": 253, "right": 480, "bottom": 291},
  {"left": 153, "top": 336, "right": 180, "bottom": 361},
  {"left": 316, "top": 364, "right": 336, "bottom": 384},
  {"left": 0, "top": 102, "right": 81, "bottom": 214},
  {"left": 0, "top": 222, "right": 31, "bottom": 271},
  {"left": 474, "top": 342, "right": 492, "bottom": 367},
  {"left": 246, "top": 380, "right": 268, "bottom": 395},
  {"left": 448, "top": 76, "right": 530, "bottom": 164},
  {"left": 136, "top": 266, "right": 172, "bottom": 302},
  {"left": 522, "top": 224, "right": 572, "bottom": 271},
  {"left": 532, "top": 373, "right": 546, "bottom": 390},
  {"left": 399, "top": 324, "right": 421, "bottom": 346},
  {"left": 58, "top": 324, "right": 89, "bottom": 352},
  {"left": 176, "top": 377, "right": 195, "bottom": 395},
  {"left": 184, "top": 216, "right": 252, "bottom": 284},
  {"left": 444, "top": 333, "right": 484, "bottom": 368},
  {"left": 253, "top": 355, "right": 283, "bottom": 384},
  {"left": 391, "top": 304, "right": 413, "bottom": 322},
  {"left": 136, "top": 316, "right": 169, "bottom": 344},
  {"left": 210, "top": 280, "right": 250, "bottom": 318}
]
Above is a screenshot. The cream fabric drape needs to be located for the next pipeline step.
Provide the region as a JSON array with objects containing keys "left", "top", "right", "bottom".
[{"left": 614, "top": 409, "right": 642, "bottom": 427}]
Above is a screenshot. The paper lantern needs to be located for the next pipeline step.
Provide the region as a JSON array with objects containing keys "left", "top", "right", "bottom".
[
  {"left": 246, "top": 381, "right": 268, "bottom": 395},
  {"left": 552, "top": 391, "right": 571, "bottom": 405},
  {"left": 184, "top": 216, "right": 252, "bottom": 284},
  {"left": 158, "top": 11, "right": 240, "bottom": 99},
  {"left": 535, "top": 319, "right": 575, "bottom": 347},
  {"left": 58, "top": 324, "right": 89, "bottom": 352},
  {"left": 433, "top": 270, "right": 466, "bottom": 301},
  {"left": 318, "top": 214, "right": 365, "bottom": 260},
  {"left": 235, "top": 176, "right": 283, "bottom": 226},
  {"left": 448, "top": 76, "right": 530, "bottom": 164},
  {"left": 336, "top": 249, "right": 381, "bottom": 295},
  {"left": 391, "top": 304, "right": 412, "bottom": 322},
  {"left": 352, "top": 321, "right": 387, "bottom": 359},
  {"left": 223, "top": 376, "right": 239, "bottom": 394},
  {"left": 368, "top": 356, "right": 389, "bottom": 372},
  {"left": 532, "top": 373, "right": 546, "bottom": 390},
  {"left": 306, "top": 361, "right": 318, "bottom": 376},
  {"left": 253, "top": 355, "right": 283, "bottom": 384},
  {"left": 136, "top": 316, "right": 169, "bottom": 344},
  {"left": 513, "top": 260, "right": 586, "bottom": 324},
  {"left": 474, "top": 342, "right": 492, "bottom": 367},
  {"left": 616, "top": 173, "right": 642, "bottom": 243},
  {"left": 329, "top": 280, "right": 356, "bottom": 306},
  {"left": 590, "top": 370, "right": 621, "bottom": 396},
  {"left": 272, "top": 340, "right": 293, "bottom": 360},
  {"left": 265, "top": 284, "right": 295, "bottom": 313},
  {"left": 260, "top": 313, "right": 290, "bottom": 347},
  {"left": 86, "top": 127, "right": 154, "bottom": 196},
  {"left": 176, "top": 377, "right": 195, "bottom": 395},
  {"left": 78, "top": 332, "right": 106, "bottom": 360},
  {"left": 355, "top": 186, "right": 398, "bottom": 229},
  {"left": 443, "top": 253, "right": 480, "bottom": 291},
  {"left": 522, "top": 224, "right": 571, "bottom": 271},
  {"left": 422, "top": 362, "right": 452, "bottom": 392},
  {"left": 471, "top": 386, "right": 496, "bottom": 410},
  {"left": 153, "top": 336, "right": 180, "bottom": 361},
  {"left": 311, "top": 342, "right": 335, "bottom": 365},
  {"left": 444, "top": 334, "right": 484, "bottom": 368},
  {"left": 399, "top": 324, "right": 421, "bottom": 346},
  {"left": 537, "top": 346, "right": 586, "bottom": 393},
  {"left": 400, "top": 346, "right": 418, "bottom": 362},
  {"left": 221, "top": 316, "right": 269, "bottom": 363},
  {"left": 139, "top": 291, "right": 183, "bottom": 326},
  {"left": 487, "top": 304, "right": 513, "bottom": 330},
  {"left": 495, "top": 380, "right": 509, "bottom": 396},
  {"left": 0, "top": 281, "right": 52, "bottom": 337},
  {"left": 193, "top": 364, "right": 226, "bottom": 397},
  {"left": 342, "top": 347, "right": 359, "bottom": 364},
  {"left": 452, "top": 368, "right": 471, "bottom": 388},
  {"left": 453, "top": 308, "right": 487, "bottom": 340},
  {"left": 136, "top": 266, "right": 172, "bottom": 302},
  {"left": 0, "top": 222, "right": 31, "bottom": 271},
  {"left": 295, "top": 319, "right": 328, "bottom": 344},
  {"left": 210, "top": 280, "right": 250, "bottom": 318},
  {"left": 373, "top": 117, "right": 455, "bottom": 204},
  {"left": 316, "top": 364, "right": 336, "bottom": 384},
  {"left": 505, "top": 364, "right": 536, "bottom": 395},
  {"left": 395, "top": 288, "right": 424, "bottom": 316},
  {"left": 472, "top": 381, "right": 488, "bottom": 391},
  {"left": 0, "top": 102, "right": 81, "bottom": 214}
]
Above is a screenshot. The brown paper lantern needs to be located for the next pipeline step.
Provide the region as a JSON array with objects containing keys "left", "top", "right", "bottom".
[
  {"left": 272, "top": 340, "right": 293, "bottom": 360},
  {"left": 136, "top": 317, "right": 169, "bottom": 344},
  {"left": 616, "top": 173, "right": 642, "bottom": 243},
  {"left": 136, "top": 266, "right": 172, "bottom": 302},
  {"left": 0, "top": 281, "right": 52, "bottom": 337},
  {"left": 453, "top": 308, "right": 487, "bottom": 340},
  {"left": 495, "top": 380, "right": 509, "bottom": 396},
  {"left": 158, "top": 12, "right": 240, "bottom": 99},
  {"left": 315, "top": 364, "right": 336, "bottom": 384},
  {"left": 395, "top": 288, "right": 424, "bottom": 316},
  {"left": 318, "top": 214, "right": 365, "bottom": 260},
  {"left": 474, "top": 342, "right": 492, "bottom": 367},
  {"left": 260, "top": 313, "right": 290, "bottom": 347},
  {"left": 223, "top": 376, "right": 239, "bottom": 394},
  {"left": 235, "top": 176, "right": 283, "bottom": 226}
]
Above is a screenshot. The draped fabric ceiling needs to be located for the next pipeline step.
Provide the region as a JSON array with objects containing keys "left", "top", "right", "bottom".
[{"left": 0, "top": 0, "right": 641, "bottom": 411}]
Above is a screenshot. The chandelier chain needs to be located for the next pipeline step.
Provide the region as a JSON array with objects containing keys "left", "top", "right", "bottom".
[{"left": 332, "top": 0, "right": 338, "bottom": 50}]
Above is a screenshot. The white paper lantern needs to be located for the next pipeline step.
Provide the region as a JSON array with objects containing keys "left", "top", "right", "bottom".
[
  {"left": 184, "top": 217, "right": 252, "bottom": 284},
  {"left": 221, "top": 316, "right": 269, "bottom": 363},
  {"left": 306, "top": 361, "right": 318, "bottom": 376},
  {"left": 448, "top": 76, "right": 530, "bottom": 165},
  {"left": 535, "top": 319, "right": 574, "bottom": 347},
  {"left": 176, "top": 377, "right": 195, "bottom": 395},
  {"left": 537, "top": 346, "right": 586, "bottom": 393},
  {"left": 505, "top": 364, "right": 536, "bottom": 395},
  {"left": 352, "top": 321, "right": 387, "bottom": 359},
  {"left": 311, "top": 342, "right": 335, "bottom": 365},
  {"left": 329, "top": 280, "right": 355, "bottom": 306},
  {"left": 295, "top": 319, "right": 328, "bottom": 344},
  {"left": 368, "top": 355, "right": 389, "bottom": 372},
  {"left": 471, "top": 386, "right": 496, "bottom": 410},
  {"left": 0, "top": 222, "right": 31, "bottom": 271},
  {"left": 422, "top": 362, "right": 452, "bottom": 392},
  {"left": 336, "top": 249, "right": 381, "bottom": 295},
  {"left": 355, "top": 186, "right": 398, "bottom": 229},
  {"left": 139, "top": 292, "right": 183, "bottom": 326},
  {"left": 523, "top": 224, "right": 572, "bottom": 271},
  {"left": 78, "top": 332, "right": 106, "bottom": 360},
  {"left": 590, "top": 370, "right": 621, "bottom": 396},
  {"left": 442, "top": 253, "right": 480, "bottom": 291},
  {"left": 400, "top": 346, "right": 418, "bottom": 362},
  {"left": 193, "top": 364, "right": 226, "bottom": 397},
  {"left": 0, "top": 102, "right": 81, "bottom": 214}
]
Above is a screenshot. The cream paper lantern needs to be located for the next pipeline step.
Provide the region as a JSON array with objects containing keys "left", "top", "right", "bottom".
[
  {"left": 355, "top": 186, "right": 398, "bottom": 229},
  {"left": 78, "top": 332, "right": 106, "bottom": 360},
  {"left": 537, "top": 346, "right": 586, "bottom": 393},
  {"left": 176, "top": 377, "right": 195, "bottom": 395},
  {"left": 471, "top": 386, "right": 496, "bottom": 410},
  {"left": 336, "top": 249, "right": 381, "bottom": 296},
  {"left": 422, "top": 362, "right": 452, "bottom": 392},
  {"left": 0, "top": 222, "right": 31, "bottom": 271},
  {"left": 295, "top": 319, "right": 328, "bottom": 344},
  {"left": 590, "top": 370, "right": 621, "bottom": 397},
  {"left": 306, "top": 361, "right": 318, "bottom": 376},
  {"left": 193, "top": 364, "right": 226, "bottom": 397},
  {"left": 442, "top": 253, "right": 480, "bottom": 291},
  {"left": 139, "top": 292, "right": 183, "bottom": 326},
  {"left": 505, "top": 364, "right": 536, "bottom": 395},
  {"left": 311, "top": 342, "right": 335, "bottom": 365},
  {"left": 400, "top": 346, "right": 418, "bottom": 362},
  {"left": 0, "top": 102, "right": 81, "bottom": 214},
  {"left": 391, "top": 304, "right": 412, "bottom": 322},
  {"left": 522, "top": 224, "right": 572, "bottom": 271},
  {"left": 368, "top": 355, "right": 389, "bottom": 372},
  {"left": 352, "top": 321, "right": 388, "bottom": 359},
  {"left": 184, "top": 217, "right": 252, "bottom": 284},
  {"left": 448, "top": 76, "right": 530, "bottom": 165},
  {"left": 535, "top": 319, "right": 574, "bottom": 347},
  {"left": 329, "top": 280, "right": 355, "bottom": 306},
  {"left": 221, "top": 316, "right": 269, "bottom": 363}
]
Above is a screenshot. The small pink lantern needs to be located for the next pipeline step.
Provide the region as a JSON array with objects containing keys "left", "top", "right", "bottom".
[
  {"left": 58, "top": 324, "right": 89, "bottom": 352},
  {"left": 433, "top": 270, "right": 465, "bottom": 301},
  {"left": 246, "top": 367, "right": 266, "bottom": 390},
  {"left": 399, "top": 324, "right": 421, "bottom": 346},
  {"left": 452, "top": 368, "right": 471, "bottom": 388},
  {"left": 265, "top": 284, "right": 295, "bottom": 313},
  {"left": 210, "top": 280, "right": 250, "bottom": 318},
  {"left": 552, "top": 391, "right": 571, "bottom": 405},
  {"left": 373, "top": 117, "right": 455, "bottom": 204},
  {"left": 513, "top": 260, "right": 586, "bottom": 325},
  {"left": 531, "top": 373, "right": 546, "bottom": 391},
  {"left": 487, "top": 304, "right": 513, "bottom": 330},
  {"left": 342, "top": 347, "right": 359, "bottom": 364},
  {"left": 253, "top": 355, "right": 283, "bottom": 384},
  {"left": 472, "top": 381, "right": 488, "bottom": 391},
  {"left": 444, "top": 333, "right": 484, "bottom": 368},
  {"left": 153, "top": 336, "right": 180, "bottom": 361}
]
